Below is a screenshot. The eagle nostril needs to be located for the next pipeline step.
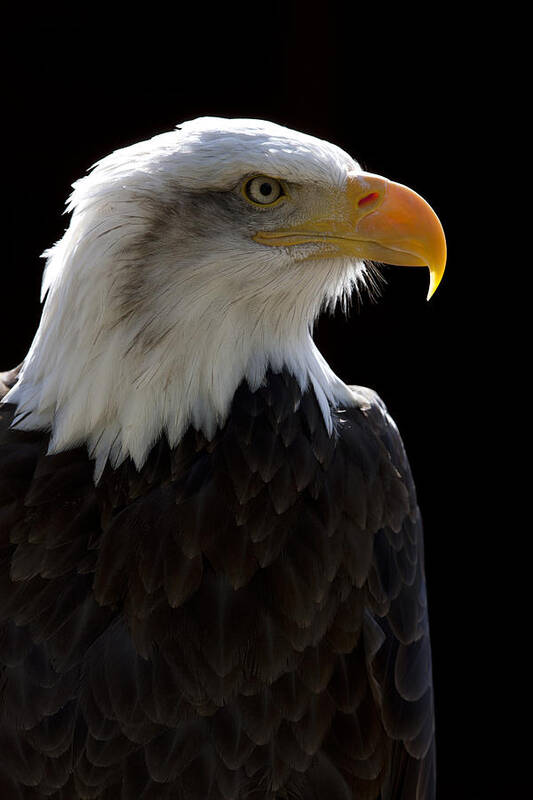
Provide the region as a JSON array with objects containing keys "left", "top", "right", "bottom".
[{"left": 358, "top": 191, "right": 380, "bottom": 208}]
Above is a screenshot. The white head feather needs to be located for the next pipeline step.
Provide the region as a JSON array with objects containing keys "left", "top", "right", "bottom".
[{"left": 5, "top": 117, "right": 370, "bottom": 480}]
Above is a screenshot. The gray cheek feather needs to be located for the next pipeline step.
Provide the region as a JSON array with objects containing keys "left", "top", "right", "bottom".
[
  {"left": 145, "top": 190, "right": 250, "bottom": 245},
  {"left": 139, "top": 189, "right": 304, "bottom": 286}
]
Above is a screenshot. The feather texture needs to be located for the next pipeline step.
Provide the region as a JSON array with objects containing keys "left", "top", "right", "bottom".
[{"left": 0, "top": 371, "right": 435, "bottom": 798}]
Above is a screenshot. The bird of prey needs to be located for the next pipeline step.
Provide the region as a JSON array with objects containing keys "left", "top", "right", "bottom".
[{"left": 0, "top": 117, "right": 446, "bottom": 799}]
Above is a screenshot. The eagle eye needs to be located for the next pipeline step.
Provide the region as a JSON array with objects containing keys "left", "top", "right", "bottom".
[{"left": 243, "top": 176, "right": 284, "bottom": 206}]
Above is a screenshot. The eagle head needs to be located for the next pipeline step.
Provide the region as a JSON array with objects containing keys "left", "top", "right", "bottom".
[{"left": 5, "top": 117, "right": 446, "bottom": 480}]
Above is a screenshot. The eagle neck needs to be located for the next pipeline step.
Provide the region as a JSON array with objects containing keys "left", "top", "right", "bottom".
[{"left": 5, "top": 294, "right": 355, "bottom": 483}]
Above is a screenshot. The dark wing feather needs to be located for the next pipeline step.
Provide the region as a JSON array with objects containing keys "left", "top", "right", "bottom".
[{"left": 342, "top": 387, "right": 436, "bottom": 799}]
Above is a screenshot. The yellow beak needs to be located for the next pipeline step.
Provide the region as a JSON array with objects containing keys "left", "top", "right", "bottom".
[{"left": 253, "top": 171, "right": 447, "bottom": 300}]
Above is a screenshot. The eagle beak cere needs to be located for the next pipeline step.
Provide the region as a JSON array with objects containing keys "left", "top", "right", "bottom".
[{"left": 254, "top": 171, "right": 447, "bottom": 300}]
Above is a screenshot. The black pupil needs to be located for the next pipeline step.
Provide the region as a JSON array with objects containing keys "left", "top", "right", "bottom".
[{"left": 259, "top": 182, "right": 273, "bottom": 196}]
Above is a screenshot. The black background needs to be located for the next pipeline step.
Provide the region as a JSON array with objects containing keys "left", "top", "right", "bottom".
[{"left": 2, "top": 11, "right": 509, "bottom": 799}]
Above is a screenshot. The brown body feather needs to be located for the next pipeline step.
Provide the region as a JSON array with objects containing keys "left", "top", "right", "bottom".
[{"left": 0, "top": 369, "right": 435, "bottom": 799}]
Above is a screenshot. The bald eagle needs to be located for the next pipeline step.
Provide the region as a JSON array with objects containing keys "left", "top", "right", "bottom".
[{"left": 0, "top": 118, "right": 445, "bottom": 800}]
